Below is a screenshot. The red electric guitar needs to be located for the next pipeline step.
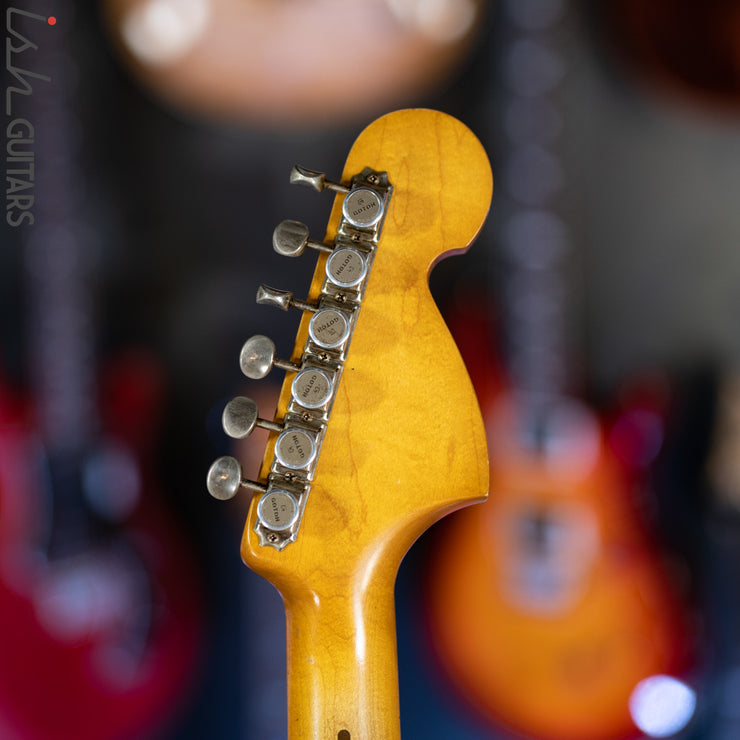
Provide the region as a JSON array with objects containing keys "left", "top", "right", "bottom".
[
  {"left": 0, "top": 11, "right": 202, "bottom": 740},
  {"left": 0, "top": 356, "right": 203, "bottom": 740}
]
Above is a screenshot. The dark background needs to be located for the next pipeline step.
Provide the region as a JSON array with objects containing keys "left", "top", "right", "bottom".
[{"left": 3, "top": 0, "right": 740, "bottom": 738}]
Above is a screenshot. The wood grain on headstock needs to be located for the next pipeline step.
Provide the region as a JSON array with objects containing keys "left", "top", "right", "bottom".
[{"left": 241, "top": 109, "right": 492, "bottom": 740}]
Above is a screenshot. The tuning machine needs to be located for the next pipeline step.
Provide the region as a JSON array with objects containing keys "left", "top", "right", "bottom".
[
  {"left": 222, "top": 396, "right": 282, "bottom": 439},
  {"left": 206, "top": 456, "right": 301, "bottom": 537},
  {"left": 240, "top": 334, "right": 300, "bottom": 379},
  {"left": 206, "top": 455, "right": 267, "bottom": 501},
  {"left": 240, "top": 334, "right": 336, "bottom": 413},
  {"left": 271, "top": 223, "right": 370, "bottom": 298},
  {"left": 222, "top": 396, "right": 319, "bottom": 472},
  {"left": 256, "top": 285, "right": 316, "bottom": 313},
  {"left": 290, "top": 165, "right": 387, "bottom": 233},
  {"left": 206, "top": 164, "right": 392, "bottom": 548},
  {"left": 273, "top": 220, "right": 333, "bottom": 258},
  {"left": 289, "top": 165, "right": 349, "bottom": 194},
  {"left": 256, "top": 286, "right": 353, "bottom": 353}
]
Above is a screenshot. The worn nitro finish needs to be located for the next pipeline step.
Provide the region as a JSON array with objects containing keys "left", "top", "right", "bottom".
[{"left": 241, "top": 109, "right": 492, "bottom": 740}]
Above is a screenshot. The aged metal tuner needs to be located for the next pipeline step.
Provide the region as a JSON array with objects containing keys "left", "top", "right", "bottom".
[
  {"left": 239, "top": 335, "right": 299, "bottom": 380},
  {"left": 207, "top": 456, "right": 267, "bottom": 501},
  {"left": 289, "top": 165, "right": 349, "bottom": 194},
  {"left": 207, "top": 164, "right": 392, "bottom": 550},
  {"left": 272, "top": 220, "right": 333, "bottom": 258}
]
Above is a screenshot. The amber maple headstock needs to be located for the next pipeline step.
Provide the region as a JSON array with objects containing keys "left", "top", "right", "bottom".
[
  {"left": 209, "top": 108, "right": 491, "bottom": 571},
  {"left": 207, "top": 108, "right": 491, "bottom": 739}
]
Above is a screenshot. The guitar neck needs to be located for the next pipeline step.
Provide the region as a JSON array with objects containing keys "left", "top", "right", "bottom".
[
  {"left": 284, "top": 564, "right": 400, "bottom": 740},
  {"left": 207, "top": 109, "right": 492, "bottom": 740}
]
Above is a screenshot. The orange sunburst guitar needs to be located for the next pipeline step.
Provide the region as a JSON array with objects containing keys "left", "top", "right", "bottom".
[
  {"left": 425, "top": 3, "right": 696, "bottom": 736},
  {"left": 424, "top": 309, "right": 697, "bottom": 740},
  {"left": 207, "top": 108, "right": 492, "bottom": 739}
]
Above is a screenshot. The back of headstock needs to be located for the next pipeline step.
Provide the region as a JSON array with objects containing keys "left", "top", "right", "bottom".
[{"left": 207, "top": 109, "right": 492, "bottom": 740}]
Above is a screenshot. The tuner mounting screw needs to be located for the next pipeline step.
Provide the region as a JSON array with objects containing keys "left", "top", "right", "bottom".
[
  {"left": 268, "top": 534, "right": 279, "bottom": 543},
  {"left": 319, "top": 352, "right": 329, "bottom": 362},
  {"left": 301, "top": 412, "right": 312, "bottom": 423},
  {"left": 367, "top": 174, "right": 378, "bottom": 184},
  {"left": 336, "top": 294, "right": 347, "bottom": 303},
  {"left": 351, "top": 233, "right": 361, "bottom": 242}
]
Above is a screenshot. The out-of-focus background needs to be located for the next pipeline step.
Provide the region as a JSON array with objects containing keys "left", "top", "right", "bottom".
[{"left": 3, "top": 0, "right": 740, "bottom": 738}]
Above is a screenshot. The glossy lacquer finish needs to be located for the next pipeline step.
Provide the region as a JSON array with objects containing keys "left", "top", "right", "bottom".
[{"left": 241, "top": 109, "right": 493, "bottom": 740}]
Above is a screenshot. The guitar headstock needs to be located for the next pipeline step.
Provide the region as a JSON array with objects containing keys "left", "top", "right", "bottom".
[{"left": 208, "top": 108, "right": 492, "bottom": 592}]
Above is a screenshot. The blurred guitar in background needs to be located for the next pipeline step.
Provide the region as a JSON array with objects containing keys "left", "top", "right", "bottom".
[
  {"left": 599, "top": 0, "right": 740, "bottom": 114},
  {"left": 0, "top": 10, "right": 202, "bottom": 740},
  {"left": 425, "top": 301, "right": 698, "bottom": 740},
  {"left": 425, "top": 3, "right": 699, "bottom": 738},
  {"left": 99, "top": 0, "right": 486, "bottom": 125}
]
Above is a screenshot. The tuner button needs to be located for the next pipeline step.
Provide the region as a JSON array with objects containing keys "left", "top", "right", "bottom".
[
  {"left": 342, "top": 187, "right": 384, "bottom": 228},
  {"left": 308, "top": 308, "right": 350, "bottom": 349},
  {"left": 326, "top": 246, "right": 367, "bottom": 288},
  {"left": 289, "top": 165, "right": 349, "bottom": 194},
  {"left": 273, "top": 220, "right": 310, "bottom": 257},
  {"left": 256, "top": 285, "right": 293, "bottom": 311},
  {"left": 240, "top": 334, "right": 276, "bottom": 379},
  {"left": 273, "top": 220, "right": 333, "bottom": 258},
  {"left": 257, "top": 488, "right": 300, "bottom": 531},
  {"left": 257, "top": 285, "right": 315, "bottom": 313},
  {"left": 207, "top": 456, "right": 243, "bottom": 500},
  {"left": 222, "top": 396, "right": 259, "bottom": 438},
  {"left": 274, "top": 428, "right": 317, "bottom": 470},
  {"left": 240, "top": 335, "right": 300, "bottom": 379},
  {"left": 222, "top": 396, "right": 282, "bottom": 438},
  {"left": 291, "top": 368, "right": 334, "bottom": 409}
]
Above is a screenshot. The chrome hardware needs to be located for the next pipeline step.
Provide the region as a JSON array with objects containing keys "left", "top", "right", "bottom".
[
  {"left": 256, "top": 489, "right": 300, "bottom": 531},
  {"left": 240, "top": 334, "right": 300, "bottom": 379},
  {"left": 326, "top": 247, "right": 367, "bottom": 288},
  {"left": 289, "top": 165, "right": 349, "bottom": 194},
  {"left": 256, "top": 285, "right": 316, "bottom": 313},
  {"left": 222, "top": 396, "right": 282, "bottom": 439},
  {"left": 273, "top": 220, "right": 333, "bottom": 258},
  {"left": 208, "top": 164, "right": 393, "bottom": 550},
  {"left": 274, "top": 428, "right": 317, "bottom": 470},
  {"left": 206, "top": 455, "right": 268, "bottom": 501},
  {"left": 342, "top": 187, "right": 384, "bottom": 228},
  {"left": 308, "top": 308, "right": 351, "bottom": 349},
  {"left": 291, "top": 368, "right": 334, "bottom": 409}
]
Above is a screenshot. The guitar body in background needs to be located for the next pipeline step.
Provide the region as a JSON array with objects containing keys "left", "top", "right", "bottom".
[
  {"left": 0, "top": 357, "right": 203, "bottom": 740},
  {"left": 425, "top": 323, "right": 697, "bottom": 740},
  {"left": 102, "top": 0, "right": 486, "bottom": 125},
  {"left": 0, "top": 11, "right": 203, "bottom": 737},
  {"left": 600, "top": 0, "right": 740, "bottom": 114},
  {"left": 425, "top": 1, "right": 699, "bottom": 737}
]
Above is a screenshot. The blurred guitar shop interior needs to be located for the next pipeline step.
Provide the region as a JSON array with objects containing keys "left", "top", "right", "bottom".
[{"left": 3, "top": 0, "right": 740, "bottom": 739}]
